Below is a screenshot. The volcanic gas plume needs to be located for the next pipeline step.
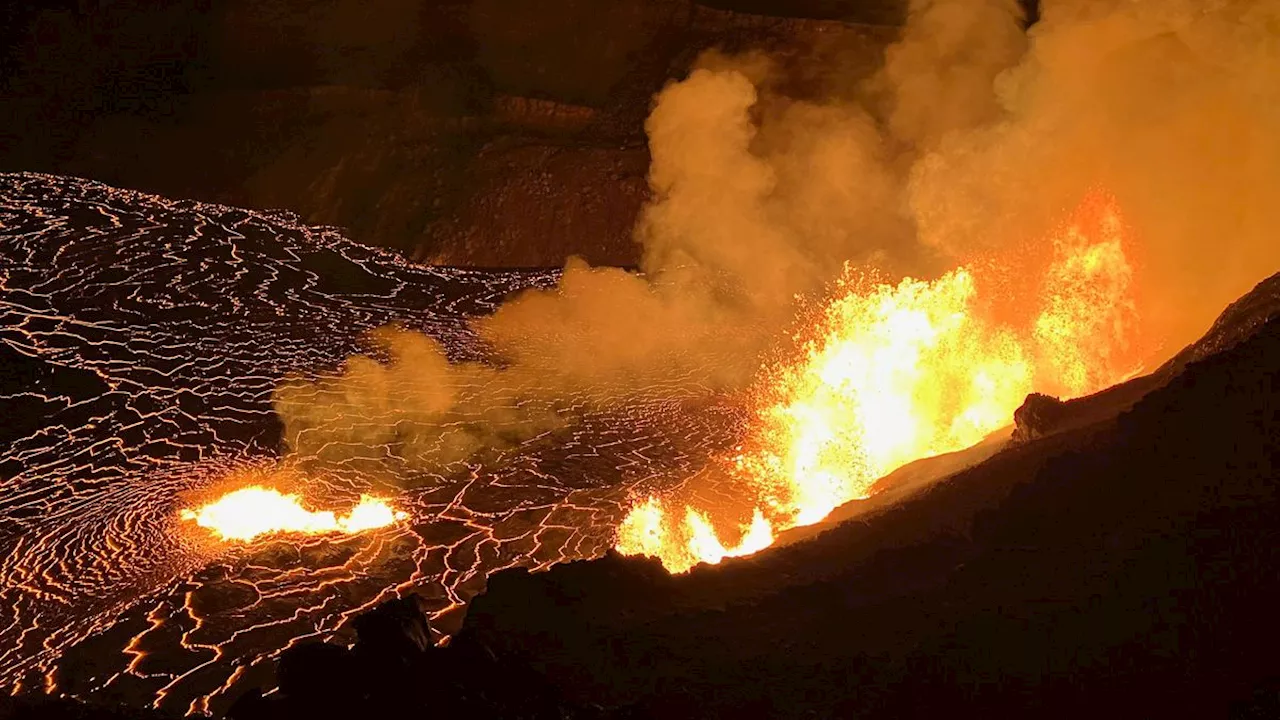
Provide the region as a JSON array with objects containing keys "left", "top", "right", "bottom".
[
  {"left": 618, "top": 192, "right": 1144, "bottom": 570},
  {"left": 7, "top": 0, "right": 1280, "bottom": 712},
  {"left": 271, "top": 0, "right": 1280, "bottom": 571}
]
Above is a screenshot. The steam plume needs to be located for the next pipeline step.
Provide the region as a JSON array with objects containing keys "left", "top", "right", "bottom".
[{"left": 276, "top": 0, "right": 1280, "bottom": 471}]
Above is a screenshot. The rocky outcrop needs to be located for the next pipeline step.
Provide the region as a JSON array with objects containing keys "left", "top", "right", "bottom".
[
  {"left": 1157, "top": 271, "right": 1280, "bottom": 375},
  {"left": 225, "top": 593, "right": 581, "bottom": 720},
  {"left": 1004, "top": 271, "right": 1280, "bottom": 446},
  {"left": 1011, "top": 392, "right": 1067, "bottom": 442}
]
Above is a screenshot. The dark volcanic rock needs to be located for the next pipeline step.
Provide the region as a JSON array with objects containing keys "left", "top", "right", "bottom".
[
  {"left": 1011, "top": 392, "right": 1067, "bottom": 442},
  {"left": 1004, "top": 271, "right": 1280, "bottom": 444},
  {"left": 1158, "top": 270, "right": 1280, "bottom": 374},
  {"left": 225, "top": 594, "right": 585, "bottom": 720},
  {"left": 352, "top": 594, "right": 435, "bottom": 659},
  {"left": 458, "top": 284, "right": 1280, "bottom": 717},
  {"left": 275, "top": 643, "right": 358, "bottom": 710}
]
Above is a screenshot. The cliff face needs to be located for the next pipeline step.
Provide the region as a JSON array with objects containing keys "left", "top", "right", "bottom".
[{"left": 0, "top": 0, "right": 904, "bottom": 267}]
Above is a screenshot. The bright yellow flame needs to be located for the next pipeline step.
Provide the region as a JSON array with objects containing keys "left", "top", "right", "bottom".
[
  {"left": 180, "top": 486, "right": 408, "bottom": 542},
  {"left": 615, "top": 496, "right": 667, "bottom": 557},
  {"left": 616, "top": 495, "right": 775, "bottom": 571},
  {"left": 618, "top": 192, "right": 1145, "bottom": 572},
  {"left": 1034, "top": 197, "right": 1142, "bottom": 396},
  {"left": 686, "top": 507, "right": 775, "bottom": 566},
  {"left": 745, "top": 268, "right": 1035, "bottom": 523}
]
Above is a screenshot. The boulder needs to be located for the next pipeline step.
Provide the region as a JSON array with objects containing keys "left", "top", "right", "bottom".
[
  {"left": 1012, "top": 392, "right": 1067, "bottom": 442},
  {"left": 353, "top": 593, "right": 435, "bottom": 661}
]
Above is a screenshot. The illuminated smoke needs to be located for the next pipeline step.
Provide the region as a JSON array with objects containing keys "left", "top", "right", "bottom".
[
  {"left": 276, "top": 0, "right": 1280, "bottom": 553},
  {"left": 905, "top": 0, "right": 1280, "bottom": 346},
  {"left": 619, "top": 193, "right": 1145, "bottom": 571}
]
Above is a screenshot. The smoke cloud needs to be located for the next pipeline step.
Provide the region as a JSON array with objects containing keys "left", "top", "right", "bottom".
[
  {"left": 909, "top": 0, "right": 1280, "bottom": 348},
  {"left": 275, "top": 0, "right": 1280, "bottom": 471}
]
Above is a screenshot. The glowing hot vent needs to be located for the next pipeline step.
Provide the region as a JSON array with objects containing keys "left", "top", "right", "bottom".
[
  {"left": 180, "top": 486, "right": 408, "bottom": 542},
  {"left": 618, "top": 192, "right": 1146, "bottom": 572}
]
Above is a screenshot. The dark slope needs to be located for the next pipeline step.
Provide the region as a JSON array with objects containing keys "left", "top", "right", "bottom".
[
  {"left": 456, "top": 274, "right": 1280, "bottom": 718},
  {"left": 999, "top": 270, "right": 1280, "bottom": 444}
]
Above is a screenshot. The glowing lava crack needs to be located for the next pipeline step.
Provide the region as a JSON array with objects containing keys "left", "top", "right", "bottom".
[
  {"left": 0, "top": 173, "right": 705, "bottom": 715},
  {"left": 180, "top": 487, "right": 408, "bottom": 541}
]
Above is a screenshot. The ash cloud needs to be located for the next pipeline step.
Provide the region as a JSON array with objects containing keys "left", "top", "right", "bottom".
[{"left": 275, "top": 0, "right": 1280, "bottom": 471}]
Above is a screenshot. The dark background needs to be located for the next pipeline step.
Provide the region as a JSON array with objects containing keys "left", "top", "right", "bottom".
[{"left": 0, "top": 0, "right": 913, "bottom": 266}]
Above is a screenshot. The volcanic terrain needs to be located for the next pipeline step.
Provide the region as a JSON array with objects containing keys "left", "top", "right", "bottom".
[
  {"left": 3, "top": 172, "right": 1279, "bottom": 718},
  {"left": 459, "top": 271, "right": 1280, "bottom": 718},
  {"left": 0, "top": 172, "right": 744, "bottom": 715}
]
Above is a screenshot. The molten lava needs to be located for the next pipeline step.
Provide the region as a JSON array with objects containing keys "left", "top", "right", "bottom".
[
  {"left": 617, "top": 192, "right": 1147, "bottom": 572},
  {"left": 180, "top": 486, "right": 408, "bottom": 542}
]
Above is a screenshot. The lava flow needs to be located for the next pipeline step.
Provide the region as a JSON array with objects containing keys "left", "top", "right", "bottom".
[
  {"left": 1, "top": 173, "right": 682, "bottom": 714},
  {"left": 180, "top": 487, "right": 408, "bottom": 541},
  {"left": 617, "top": 192, "right": 1147, "bottom": 572}
]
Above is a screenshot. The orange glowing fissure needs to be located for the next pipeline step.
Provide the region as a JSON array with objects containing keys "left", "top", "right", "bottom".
[
  {"left": 617, "top": 192, "right": 1146, "bottom": 572},
  {"left": 180, "top": 486, "right": 408, "bottom": 542}
]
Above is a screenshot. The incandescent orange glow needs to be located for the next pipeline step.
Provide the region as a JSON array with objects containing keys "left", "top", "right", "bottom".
[
  {"left": 616, "top": 497, "right": 775, "bottom": 571},
  {"left": 180, "top": 486, "right": 408, "bottom": 542},
  {"left": 618, "top": 193, "right": 1146, "bottom": 572}
]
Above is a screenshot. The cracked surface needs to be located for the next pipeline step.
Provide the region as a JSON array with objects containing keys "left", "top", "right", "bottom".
[{"left": 0, "top": 173, "right": 745, "bottom": 715}]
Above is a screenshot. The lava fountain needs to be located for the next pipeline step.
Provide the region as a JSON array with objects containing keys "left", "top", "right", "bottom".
[
  {"left": 618, "top": 192, "right": 1148, "bottom": 572},
  {"left": 180, "top": 486, "right": 408, "bottom": 542}
]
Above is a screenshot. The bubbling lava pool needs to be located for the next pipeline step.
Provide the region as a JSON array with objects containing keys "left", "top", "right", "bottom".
[
  {"left": 0, "top": 174, "right": 745, "bottom": 715},
  {"left": 179, "top": 486, "right": 407, "bottom": 542}
]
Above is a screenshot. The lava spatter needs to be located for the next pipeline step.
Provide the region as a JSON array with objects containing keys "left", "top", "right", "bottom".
[{"left": 617, "top": 192, "right": 1148, "bottom": 572}]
